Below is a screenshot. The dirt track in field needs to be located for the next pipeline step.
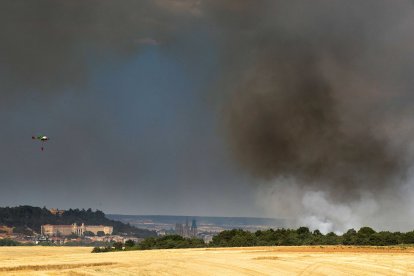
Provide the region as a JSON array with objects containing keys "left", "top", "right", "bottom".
[{"left": 0, "top": 246, "right": 413, "bottom": 275}]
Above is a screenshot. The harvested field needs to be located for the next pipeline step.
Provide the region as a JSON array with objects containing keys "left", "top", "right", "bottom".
[{"left": 0, "top": 246, "right": 413, "bottom": 275}]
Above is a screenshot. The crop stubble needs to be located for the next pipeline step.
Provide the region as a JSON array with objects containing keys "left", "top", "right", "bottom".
[{"left": 0, "top": 246, "right": 413, "bottom": 275}]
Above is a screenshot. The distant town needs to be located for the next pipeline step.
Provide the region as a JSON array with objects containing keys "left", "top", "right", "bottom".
[
  {"left": 1, "top": 212, "right": 205, "bottom": 244},
  {"left": 0, "top": 208, "right": 139, "bottom": 245},
  {"left": 0, "top": 206, "right": 287, "bottom": 245},
  {"left": 0, "top": 206, "right": 154, "bottom": 245},
  {"left": 108, "top": 214, "right": 288, "bottom": 244}
]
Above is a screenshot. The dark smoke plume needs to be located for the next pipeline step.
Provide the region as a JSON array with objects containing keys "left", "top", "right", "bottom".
[{"left": 210, "top": 0, "right": 414, "bottom": 199}]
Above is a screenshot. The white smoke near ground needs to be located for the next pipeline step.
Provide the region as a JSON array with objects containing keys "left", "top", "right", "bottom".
[
  {"left": 256, "top": 175, "right": 414, "bottom": 233},
  {"left": 299, "top": 191, "right": 378, "bottom": 234}
]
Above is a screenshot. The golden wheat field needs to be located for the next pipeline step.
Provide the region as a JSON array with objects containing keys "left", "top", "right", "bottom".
[{"left": 0, "top": 246, "right": 414, "bottom": 275}]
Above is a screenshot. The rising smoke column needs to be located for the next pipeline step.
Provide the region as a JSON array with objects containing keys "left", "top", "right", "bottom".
[
  {"left": 206, "top": 0, "right": 414, "bottom": 230},
  {"left": 223, "top": 47, "right": 406, "bottom": 199}
]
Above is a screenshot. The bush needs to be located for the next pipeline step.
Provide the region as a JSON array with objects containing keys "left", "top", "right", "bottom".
[
  {"left": 92, "top": 246, "right": 113, "bottom": 253},
  {"left": 125, "top": 239, "right": 135, "bottom": 248},
  {"left": 138, "top": 235, "right": 205, "bottom": 250},
  {"left": 210, "top": 229, "right": 257, "bottom": 247},
  {"left": 0, "top": 238, "right": 20, "bottom": 246},
  {"left": 113, "top": 242, "right": 123, "bottom": 250},
  {"left": 83, "top": 231, "right": 95, "bottom": 236}
]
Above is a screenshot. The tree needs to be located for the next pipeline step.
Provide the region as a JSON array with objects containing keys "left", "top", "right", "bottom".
[
  {"left": 358, "top": 227, "right": 376, "bottom": 236},
  {"left": 402, "top": 231, "right": 414, "bottom": 244},
  {"left": 342, "top": 229, "right": 357, "bottom": 245},
  {"left": 113, "top": 242, "right": 123, "bottom": 250},
  {"left": 97, "top": 231, "right": 105, "bottom": 237},
  {"left": 313, "top": 230, "right": 322, "bottom": 236},
  {"left": 374, "top": 231, "right": 400, "bottom": 245},
  {"left": 324, "top": 232, "right": 340, "bottom": 245},
  {"left": 83, "top": 231, "right": 95, "bottom": 236},
  {"left": 210, "top": 229, "right": 257, "bottom": 247},
  {"left": 297, "top": 227, "right": 310, "bottom": 235},
  {"left": 125, "top": 239, "right": 135, "bottom": 248},
  {"left": 66, "top": 233, "right": 78, "bottom": 239},
  {"left": 355, "top": 227, "right": 376, "bottom": 245},
  {"left": 0, "top": 238, "right": 20, "bottom": 246}
]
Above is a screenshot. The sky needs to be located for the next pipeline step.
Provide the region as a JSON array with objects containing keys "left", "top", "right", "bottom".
[
  {"left": 0, "top": 0, "right": 259, "bottom": 217},
  {"left": 2, "top": 0, "right": 414, "bottom": 233},
  {"left": 1, "top": 47, "right": 256, "bottom": 216}
]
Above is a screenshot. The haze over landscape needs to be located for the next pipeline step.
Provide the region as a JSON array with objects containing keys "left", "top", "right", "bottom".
[{"left": 2, "top": 0, "right": 414, "bottom": 234}]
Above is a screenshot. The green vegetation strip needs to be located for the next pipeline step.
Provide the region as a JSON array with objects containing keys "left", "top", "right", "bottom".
[{"left": 92, "top": 227, "right": 414, "bottom": 253}]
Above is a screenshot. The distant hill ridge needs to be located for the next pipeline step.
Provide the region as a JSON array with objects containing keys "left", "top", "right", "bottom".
[
  {"left": 0, "top": 205, "right": 156, "bottom": 237},
  {"left": 107, "top": 214, "right": 289, "bottom": 228}
]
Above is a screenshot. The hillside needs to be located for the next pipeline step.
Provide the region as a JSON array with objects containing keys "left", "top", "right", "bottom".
[{"left": 0, "top": 206, "right": 156, "bottom": 238}]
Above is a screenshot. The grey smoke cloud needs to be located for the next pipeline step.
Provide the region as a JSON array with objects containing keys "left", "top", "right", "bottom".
[{"left": 215, "top": 0, "right": 414, "bottom": 200}]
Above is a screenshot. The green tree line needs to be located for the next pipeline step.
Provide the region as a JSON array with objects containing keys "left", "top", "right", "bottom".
[
  {"left": 92, "top": 226, "right": 414, "bottom": 252},
  {"left": 210, "top": 227, "right": 414, "bottom": 247},
  {"left": 92, "top": 235, "right": 206, "bottom": 252}
]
